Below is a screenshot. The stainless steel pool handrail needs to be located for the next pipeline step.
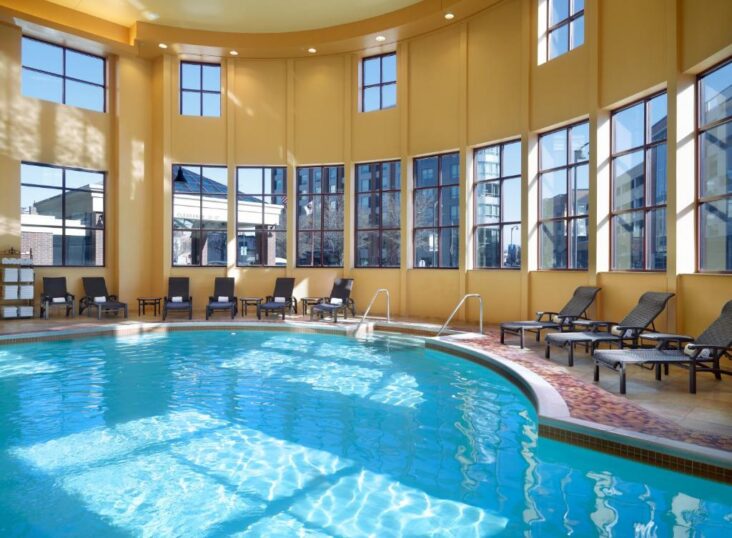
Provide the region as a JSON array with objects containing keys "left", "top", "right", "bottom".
[
  {"left": 355, "top": 288, "right": 391, "bottom": 331},
  {"left": 437, "top": 294, "right": 483, "bottom": 336}
]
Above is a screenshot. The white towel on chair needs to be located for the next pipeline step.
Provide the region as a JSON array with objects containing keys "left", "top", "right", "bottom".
[
  {"left": 274, "top": 297, "right": 285, "bottom": 303},
  {"left": 330, "top": 297, "right": 343, "bottom": 305},
  {"left": 51, "top": 297, "right": 66, "bottom": 304},
  {"left": 94, "top": 296, "right": 106, "bottom": 303},
  {"left": 171, "top": 296, "right": 183, "bottom": 303},
  {"left": 218, "top": 296, "right": 229, "bottom": 302}
]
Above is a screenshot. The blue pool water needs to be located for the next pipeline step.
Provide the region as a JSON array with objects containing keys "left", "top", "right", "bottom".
[{"left": 0, "top": 330, "right": 730, "bottom": 537}]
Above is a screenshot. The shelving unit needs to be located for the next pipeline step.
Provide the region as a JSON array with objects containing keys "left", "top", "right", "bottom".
[{"left": 1, "top": 247, "right": 35, "bottom": 319}]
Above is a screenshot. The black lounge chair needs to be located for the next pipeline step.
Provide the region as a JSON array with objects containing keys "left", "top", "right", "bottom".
[
  {"left": 594, "top": 300, "right": 732, "bottom": 394},
  {"left": 500, "top": 286, "right": 601, "bottom": 348},
  {"left": 257, "top": 278, "right": 296, "bottom": 320},
  {"left": 310, "top": 278, "right": 355, "bottom": 322},
  {"left": 545, "top": 291, "right": 675, "bottom": 366},
  {"left": 40, "top": 277, "right": 75, "bottom": 320},
  {"left": 206, "top": 277, "right": 237, "bottom": 320},
  {"left": 79, "top": 277, "right": 128, "bottom": 319},
  {"left": 163, "top": 277, "right": 193, "bottom": 320}
]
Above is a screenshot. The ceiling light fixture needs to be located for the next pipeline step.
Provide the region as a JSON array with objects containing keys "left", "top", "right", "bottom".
[
  {"left": 158, "top": 43, "right": 168, "bottom": 49},
  {"left": 375, "top": 35, "right": 386, "bottom": 42},
  {"left": 229, "top": 50, "right": 239, "bottom": 56},
  {"left": 308, "top": 47, "right": 317, "bottom": 54},
  {"left": 444, "top": 12, "right": 455, "bottom": 20}
]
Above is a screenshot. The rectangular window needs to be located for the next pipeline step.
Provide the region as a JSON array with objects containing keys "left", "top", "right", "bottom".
[
  {"left": 296, "top": 165, "right": 344, "bottom": 267},
  {"left": 236, "top": 167, "right": 287, "bottom": 267},
  {"left": 538, "top": 121, "right": 590, "bottom": 269},
  {"left": 611, "top": 92, "right": 667, "bottom": 271},
  {"left": 172, "top": 165, "right": 228, "bottom": 266},
  {"left": 413, "top": 152, "right": 460, "bottom": 268},
  {"left": 546, "top": 0, "right": 584, "bottom": 61},
  {"left": 474, "top": 140, "right": 522, "bottom": 269},
  {"left": 361, "top": 53, "right": 396, "bottom": 112},
  {"left": 20, "top": 162, "right": 105, "bottom": 266},
  {"left": 355, "top": 160, "right": 401, "bottom": 267},
  {"left": 21, "top": 37, "right": 106, "bottom": 112},
  {"left": 698, "top": 59, "right": 732, "bottom": 272},
  {"left": 180, "top": 61, "right": 221, "bottom": 117}
]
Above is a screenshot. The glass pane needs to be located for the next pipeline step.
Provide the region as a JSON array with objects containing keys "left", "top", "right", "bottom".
[
  {"left": 65, "top": 190, "right": 103, "bottom": 228},
  {"left": 570, "top": 218, "right": 589, "bottom": 269},
  {"left": 414, "top": 188, "right": 438, "bottom": 227},
  {"left": 297, "top": 231, "right": 316, "bottom": 266},
  {"left": 325, "top": 167, "right": 342, "bottom": 193},
  {"left": 540, "top": 169, "right": 567, "bottom": 218},
  {"left": 382, "top": 54, "right": 396, "bottom": 83},
  {"left": 65, "top": 80, "right": 104, "bottom": 111},
  {"left": 572, "top": 0, "right": 584, "bottom": 15},
  {"left": 363, "top": 87, "right": 380, "bottom": 112},
  {"left": 237, "top": 229, "right": 259, "bottom": 266},
  {"left": 548, "top": 25, "right": 569, "bottom": 60},
  {"left": 173, "top": 230, "right": 200, "bottom": 266},
  {"left": 700, "top": 199, "right": 732, "bottom": 271},
  {"left": 439, "top": 228, "right": 459, "bottom": 268},
  {"left": 570, "top": 164, "right": 589, "bottom": 216},
  {"left": 21, "top": 164, "right": 62, "bottom": 187},
  {"left": 272, "top": 168, "right": 286, "bottom": 194},
  {"left": 381, "top": 230, "right": 400, "bottom": 267},
  {"left": 269, "top": 231, "right": 287, "bottom": 266},
  {"left": 22, "top": 38, "right": 62, "bottom": 74},
  {"left": 613, "top": 150, "right": 644, "bottom": 211},
  {"left": 540, "top": 129, "right": 567, "bottom": 170},
  {"left": 475, "top": 182, "right": 500, "bottom": 225},
  {"left": 202, "top": 92, "right": 220, "bottom": 117},
  {"left": 356, "top": 231, "right": 379, "bottom": 267},
  {"left": 549, "top": 0, "right": 569, "bottom": 25},
  {"left": 613, "top": 102, "right": 644, "bottom": 153},
  {"left": 415, "top": 156, "right": 438, "bottom": 187},
  {"left": 382, "top": 192, "right": 400, "bottom": 228},
  {"left": 540, "top": 220, "right": 567, "bottom": 269},
  {"left": 414, "top": 229, "right": 438, "bottom": 268},
  {"left": 297, "top": 168, "right": 310, "bottom": 193},
  {"left": 699, "top": 61, "right": 732, "bottom": 127},
  {"left": 440, "top": 186, "right": 459, "bottom": 226},
  {"left": 238, "top": 194, "right": 263, "bottom": 227},
  {"left": 570, "top": 15, "right": 584, "bottom": 50},
  {"left": 363, "top": 57, "right": 380, "bottom": 86},
  {"left": 201, "top": 230, "right": 227, "bottom": 266},
  {"left": 648, "top": 93, "right": 667, "bottom": 143},
  {"left": 66, "top": 170, "right": 104, "bottom": 190},
  {"left": 384, "top": 161, "right": 401, "bottom": 190},
  {"left": 356, "top": 164, "right": 373, "bottom": 192},
  {"left": 238, "top": 168, "right": 262, "bottom": 193},
  {"left": 382, "top": 83, "right": 396, "bottom": 108},
  {"left": 323, "top": 195, "right": 343, "bottom": 230},
  {"left": 181, "top": 91, "right": 201, "bottom": 115},
  {"left": 700, "top": 122, "right": 731, "bottom": 197},
  {"left": 475, "top": 226, "right": 500, "bottom": 268},
  {"left": 21, "top": 69, "right": 63, "bottom": 104},
  {"left": 475, "top": 146, "right": 500, "bottom": 180},
  {"left": 21, "top": 186, "right": 63, "bottom": 221},
  {"left": 297, "top": 196, "right": 320, "bottom": 230},
  {"left": 312, "top": 168, "right": 323, "bottom": 193},
  {"left": 65, "top": 228, "right": 103, "bottom": 266},
  {"left": 66, "top": 50, "right": 104, "bottom": 85},
  {"left": 647, "top": 208, "right": 667, "bottom": 271},
  {"left": 613, "top": 211, "right": 644, "bottom": 270},
  {"left": 441, "top": 153, "right": 460, "bottom": 185},
  {"left": 502, "top": 224, "right": 521, "bottom": 268},
  {"left": 173, "top": 193, "right": 201, "bottom": 228},
  {"left": 648, "top": 144, "right": 667, "bottom": 205},
  {"left": 322, "top": 231, "right": 343, "bottom": 266},
  {"left": 181, "top": 63, "right": 201, "bottom": 90},
  {"left": 503, "top": 141, "right": 521, "bottom": 177},
  {"left": 357, "top": 193, "right": 380, "bottom": 229},
  {"left": 502, "top": 177, "right": 521, "bottom": 222},
  {"left": 569, "top": 122, "right": 589, "bottom": 163},
  {"left": 202, "top": 65, "right": 220, "bottom": 91},
  {"left": 265, "top": 195, "right": 286, "bottom": 231},
  {"left": 21, "top": 225, "right": 62, "bottom": 266}
]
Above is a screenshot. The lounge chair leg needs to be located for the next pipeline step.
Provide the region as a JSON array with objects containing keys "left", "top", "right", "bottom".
[
  {"left": 98, "top": 307, "right": 102, "bottom": 320},
  {"left": 620, "top": 366, "right": 627, "bottom": 394},
  {"left": 690, "top": 360, "right": 696, "bottom": 394},
  {"left": 655, "top": 363, "right": 661, "bottom": 381},
  {"left": 714, "top": 357, "right": 722, "bottom": 380},
  {"left": 545, "top": 343, "right": 550, "bottom": 359},
  {"left": 500, "top": 329, "right": 505, "bottom": 344},
  {"left": 519, "top": 329, "right": 524, "bottom": 349},
  {"left": 568, "top": 345, "right": 574, "bottom": 367},
  {"left": 593, "top": 363, "right": 600, "bottom": 382},
  {"left": 664, "top": 363, "right": 669, "bottom": 376}
]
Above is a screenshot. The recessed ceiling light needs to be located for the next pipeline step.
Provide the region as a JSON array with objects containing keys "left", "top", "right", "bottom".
[
  {"left": 375, "top": 35, "right": 386, "bottom": 42},
  {"left": 444, "top": 12, "right": 455, "bottom": 20},
  {"left": 229, "top": 50, "right": 238, "bottom": 56},
  {"left": 308, "top": 47, "right": 317, "bottom": 54},
  {"left": 158, "top": 43, "right": 168, "bottom": 49}
]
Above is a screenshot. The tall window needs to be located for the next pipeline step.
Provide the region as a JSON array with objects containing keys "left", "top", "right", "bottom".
[
  {"left": 297, "top": 166, "right": 344, "bottom": 267},
  {"left": 21, "top": 37, "right": 105, "bottom": 112},
  {"left": 172, "top": 165, "right": 227, "bottom": 266},
  {"left": 180, "top": 62, "right": 221, "bottom": 117},
  {"left": 20, "top": 163, "right": 105, "bottom": 266},
  {"left": 361, "top": 53, "right": 396, "bottom": 112},
  {"left": 545, "top": 0, "right": 584, "bottom": 61},
  {"left": 237, "top": 167, "right": 287, "bottom": 267},
  {"left": 611, "top": 93, "right": 667, "bottom": 271},
  {"left": 538, "top": 121, "right": 589, "bottom": 269},
  {"left": 414, "top": 152, "right": 460, "bottom": 268},
  {"left": 698, "top": 59, "right": 732, "bottom": 272},
  {"left": 474, "top": 140, "right": 522, "bottom": 269},
  {"left": 355, "top": 160, "right": 401, "bottom": 267}
]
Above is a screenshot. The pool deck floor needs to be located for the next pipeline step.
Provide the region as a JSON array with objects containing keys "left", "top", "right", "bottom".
[{"left": 1, "top": 311, "right": 731, "bottom": 456}]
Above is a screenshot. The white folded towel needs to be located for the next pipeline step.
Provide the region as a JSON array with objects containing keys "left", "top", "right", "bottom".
[
  {"left": 94, "top": 296, "right": 106, "bottom": 303},
  {"left": 274, "top": 297, "right": 285, "bottom": 303},
  {"left": 171, "top": 296, "right": 183, "bottom": 303},
  {"left": 218, "top": 296, "right": 229, "bottom": 302}
]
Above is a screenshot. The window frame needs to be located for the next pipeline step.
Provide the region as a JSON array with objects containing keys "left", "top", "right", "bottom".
[
  {"left": 21, "top": 36, "right": 107, "bottom": 112},
  {"left": 20, "top": 161, "right": 106, "bottom": 267},
  {"left": 545, "top": 0, "right": 584, "bottom": 61},
  {"left": 696, "top": 57, "right": 732, "bottom": 274},
  {"left": 360, "top": 52, "right": 397, "bottom": 113},
  {"left": 354, "top": 159, "right": 401, "bottom": 268},
  {"left": 235, "top": 166, "right": 288, "bottom": 268},
  {"left": 473, "top": 139, "right": 522, "bottom": 270},
  {"left": 171, "top": 164, "right": 228, "bottom": 267},
  {"left": 179, "top": 61, "right": 222, "bottom": 117},
  {"left": 413, "top": 151, "right": 461, "bottom": 269},
  {"left": 296, "top": 165, "right": 345, "bottom": 268},
  {"left": 609, "top": 91, "right": 668, "bottom": 272},
  {"left": 537, "top": 120, "right": 590, "bottom": 270}
]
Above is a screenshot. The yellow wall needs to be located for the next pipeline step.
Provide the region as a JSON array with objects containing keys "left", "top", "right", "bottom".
[{"left": 0, "top": 0, "right": 730, "bottom": 332}]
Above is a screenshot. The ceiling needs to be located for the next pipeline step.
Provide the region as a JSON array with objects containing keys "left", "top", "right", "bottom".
[{"left": 45, "top": 0, "right": 424, "bottom": 33}]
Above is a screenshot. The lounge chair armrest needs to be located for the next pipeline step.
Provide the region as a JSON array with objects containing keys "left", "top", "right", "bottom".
[
  {"left": 208, "top": 296, "right": 216, "bottom": 302},
  {"left": 640, "top": 332, "right": 694, "bottom": 350},
  {"left": 535, "top": 311, "right": 558, "bottom": 321},
  {"left": 613, "top": 325, "right": 647, "bottom": 335},
  {"left": 686, "top": 343, "right": 730, "bottom": 352},
  {"left": 66, "top": 293, "right": 75, "bottom": 300},
  {"left": 108, "top": 294, "right": 118, "bottom": 301},
  {"left": 265, "top": 295, "right": 273, "bottom": 302},
  {"left": 573, "top": 319, "right": 613, "bottom": 331}
]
